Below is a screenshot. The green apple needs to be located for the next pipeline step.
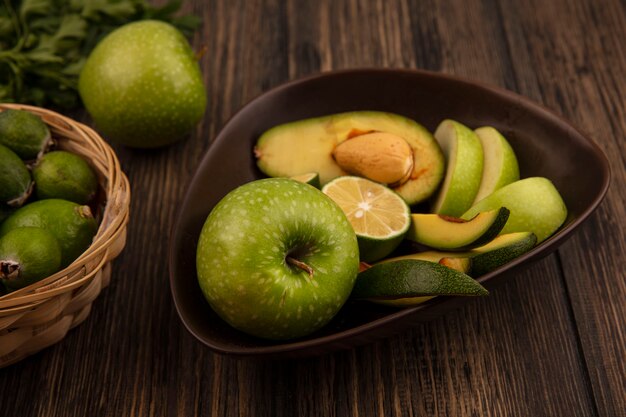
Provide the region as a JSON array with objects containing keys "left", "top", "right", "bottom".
[
  {"left": 196, "top": 178, "right": 360, "bottom": 340},
  {"left": 462, "top": 177, "right": 567, "bottom": 243},
  {"left": 431, "top": 120, "right": 484, "bottom": 217},
  {"left": 472, "top": 126, "right": 520, "bottom": 204},
  {"left": 79, "top": 20, "right": 206, "bottom": 148}
]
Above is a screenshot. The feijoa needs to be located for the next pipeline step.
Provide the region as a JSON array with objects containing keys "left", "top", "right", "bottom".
[
  {"left": 33, "top": 151, "right": 98, "bottom": 204},
  {"left": 0, "top": 109, "right": 52, "bottom": 160},
  {"left": 0, "top": 144, "right": 33, "bottom": 207},
  {"left": 0, "top": 199, "right": 98, "bottom": 267},
  {"left": 0, "top": 227, "right": 62, "bottom": 290}
]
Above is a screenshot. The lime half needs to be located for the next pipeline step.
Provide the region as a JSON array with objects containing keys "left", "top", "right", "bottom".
[{"left": 322, "top": 176, "right": 410, "bottom": 262}]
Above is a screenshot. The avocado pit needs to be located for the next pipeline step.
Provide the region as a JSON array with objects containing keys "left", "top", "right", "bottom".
[{"left": 331, "top": 131, "right": 414, "bottom": 186}]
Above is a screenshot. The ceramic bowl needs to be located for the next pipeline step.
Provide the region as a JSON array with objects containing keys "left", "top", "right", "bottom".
[{"left": 169, "top": 69, "right": 610, "bottom": 358}]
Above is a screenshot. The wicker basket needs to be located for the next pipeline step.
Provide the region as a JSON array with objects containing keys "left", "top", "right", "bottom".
[{"left": 0, "top": 103, "right": 130, "bottom": 367}]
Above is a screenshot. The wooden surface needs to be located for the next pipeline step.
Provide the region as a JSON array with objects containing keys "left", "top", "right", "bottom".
[{"left": 1, "top": 0, "right": 624, "bottom": 416}]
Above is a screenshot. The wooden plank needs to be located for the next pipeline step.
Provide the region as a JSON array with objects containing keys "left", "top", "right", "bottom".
[{"left": 497, "top": 0, "right": 626, "bottom": 415}]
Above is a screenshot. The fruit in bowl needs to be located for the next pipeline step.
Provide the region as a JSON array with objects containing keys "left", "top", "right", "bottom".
[
  {"left": 196, "top": 178, "right": 360, "bottom": 340},
  {"left": 170, "top": 69, "right": 609, "bottom": 357}
]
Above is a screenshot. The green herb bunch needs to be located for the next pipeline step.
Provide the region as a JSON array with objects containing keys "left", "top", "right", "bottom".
[{"left": 0, "top": 0, "right": 200, "bottom": 109}]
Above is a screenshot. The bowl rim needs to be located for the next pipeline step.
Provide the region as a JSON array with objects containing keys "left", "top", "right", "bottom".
[{"left": 168, "top": 67, "right": 611, "bottom": 357}]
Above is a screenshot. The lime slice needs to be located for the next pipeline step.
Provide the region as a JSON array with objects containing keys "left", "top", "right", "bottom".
[
  {"left": 288, "top": 172, "right": 321, "bottom": 189},
  {"left": 322, "top": 176, "right": 410, "bottom": 262}
]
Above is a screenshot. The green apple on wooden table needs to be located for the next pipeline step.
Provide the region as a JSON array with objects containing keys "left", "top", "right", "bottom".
[
  {"left": 196, "top": 178, "right": 360, "bottom": 340},
  {"left": 79, "top": 20, "right": 206, "bottom": 148}
]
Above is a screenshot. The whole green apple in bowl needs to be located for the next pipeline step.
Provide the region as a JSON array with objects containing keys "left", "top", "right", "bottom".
[
  {"left": 196, "top": 178, "right": 360, "bottom": 340},
  {"left": 79, "top": 20, "right": 206, "bottom": 148}
]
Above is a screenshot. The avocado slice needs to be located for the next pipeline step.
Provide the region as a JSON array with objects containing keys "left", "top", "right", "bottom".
[
  {"left": 388, "top": 231, "right": 537, "bottom": 277},
  {"left": 406, "top": 207, "right": 510, "bottom": 251},
  {"left": 351, "top": 259, "right": 488, "bottom": 306},
  {"left": 254, "top": 111, "right": 445, "bottom": 206}
]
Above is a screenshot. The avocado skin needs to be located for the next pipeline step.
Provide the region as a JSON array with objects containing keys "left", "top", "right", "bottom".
[
  {"left": 351, "top": 259, "right": 488, "bottom": 300},
  {"left": 469, "top": 233, "right": 537, "bottom": 276}
]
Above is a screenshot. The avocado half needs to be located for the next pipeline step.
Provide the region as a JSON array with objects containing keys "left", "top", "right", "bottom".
[{"left": 254, "top": 111, "right": 445, "bottom": 206}]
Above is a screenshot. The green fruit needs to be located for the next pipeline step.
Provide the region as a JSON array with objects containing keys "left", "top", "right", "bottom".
[
  {"left": 0, "top": 227, "right": 62, "bottom": 290},
  {"left": 466, "top": 232, "right": 537, "bottom": 276},
  {"left": 472, "top": 126, "right": 520, "bottom": 204},
  {"left": 406, "top": 207, "right": 510, "bottom": 251},
  {"left": 196, "top": 178, "right": 360, "bottom": 340},
  {"left": 79, "top": 20, "right": 207, "bottom": 148},
  {"left": 351, "top": 259, "right": 488, "bottom": 303},
  {"left": 431, "top": 119, "right": 484, "bottom": 217},
  {"left": 0, "top": 199, "right": 98, "bottom": 267},
  {"left": 254, "top": 111, "right": 445, "bottom": 205},
  {"left": 462, "top": 177, "right": 567, "bottom": 243},
  {"left": 0, "top": 144, "right": 33, "bottom": 207},
  {"left": 390, "top": 231, "right": 537, "bottom": 277},
  {"left": 322, "top": 176, "right": 411, "bottom": 263},
  {"left": 0, "top": 109, "right": 52, "bottom": 159},
  {"left": 33, "top": 151, "right": 98, "bottom": 204}
]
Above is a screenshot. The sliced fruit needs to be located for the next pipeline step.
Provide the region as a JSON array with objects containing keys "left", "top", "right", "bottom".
[
  {"left": 0, "top": 227, "right": 62, "bottom": 290},
  {"left": 462, "top": 177, "right": 567, "bottom": 243},
  {"left": 431, "top": 120, "right": 484, "bottom": 217},
  {"left": 406, "top": 207, "right": 510, "bottom": 251},
  {"left": 0, "top": 144, "right": 33, "bottom": 207},
  {"left": 388, "top": 231, "right": 537, "bottom": 277},
  {"left": 472, "top": 126, "right": 520, "bottom": 204},
  {"left": 438, "top": 256, "right": 472, "bottom": 273},
  {"left": 0, "top": 199, "right": 98, "bottom": 267},
  {"left": 468, "top": 232, "right": 537, "bottom": 276},
  {"left": 255, "top": 111, "right": 445, "bottom": 205},
  {"left": 322, "top": 176, "right": 411, "bottom": 262},
  {"left": 0, "top": 109, "right": 52, "bottom": 160},
  {"left": 351, "top": 259, "right": 488, "bottom": 303},
  {"left": 33, "top": 151, "right": 98, "bottom": 204},
  {"left": 288, "top": 172, "right": 321, "bottom": 188}
]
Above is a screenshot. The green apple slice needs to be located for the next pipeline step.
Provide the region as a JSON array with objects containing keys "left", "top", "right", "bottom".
[
  {"left": 462, "top": 177, "right": 567, "bottom": 243},
  {"left": 472, "top": 126, "right": 520, "bottom": 204},
  {"left": 406, "top": 207, "right": 510, "bottom": 251},
  {"left": 431, "top": 120, "right": 484, "bottom": 217}
]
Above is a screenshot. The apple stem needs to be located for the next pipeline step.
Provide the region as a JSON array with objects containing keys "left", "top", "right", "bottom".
[{"left": 286, "top": 256, "right": 314, "bottom": 278}]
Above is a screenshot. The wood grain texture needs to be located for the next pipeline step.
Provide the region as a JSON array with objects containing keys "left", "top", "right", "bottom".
[{"left": 0, "top": 0, "right": 624, "bottom": 416}]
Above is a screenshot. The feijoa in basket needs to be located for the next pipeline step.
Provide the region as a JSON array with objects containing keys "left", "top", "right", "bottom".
[{"left": 0, "top": 104, "right": 130, "bottom": 367}]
